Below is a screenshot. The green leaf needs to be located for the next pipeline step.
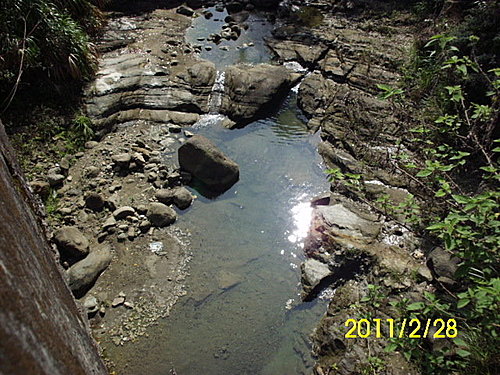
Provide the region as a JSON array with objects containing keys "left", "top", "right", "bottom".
[
  {"left": 457, "top": 349, "right": 471, "bottom": 358},
  {"left": 416, "top": 169, "right": 433, "bottom": 177},
  {"left": 407, "top": 302, "right": 425, "bottom": 311},
  {"left": 454, "top": 338, "right": 468, "bottom": 347},
  {"left": 385, "top": 343, "right": 398, "bottom": 352},
  {"left": 452, "top": 195, "right": 469, "bottom": 204},
  {"left": 457, "top": 298, "right": 470, "bottom": 308}
]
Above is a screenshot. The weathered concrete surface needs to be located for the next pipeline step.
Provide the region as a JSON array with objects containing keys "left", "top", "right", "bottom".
[{"left": 0, "top": 121, "right": 107, "bottom": 375}]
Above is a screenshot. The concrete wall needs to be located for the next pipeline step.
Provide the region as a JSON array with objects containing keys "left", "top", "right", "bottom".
[{"left": 0, "top": 122, "right": 107, "bottom": 375}]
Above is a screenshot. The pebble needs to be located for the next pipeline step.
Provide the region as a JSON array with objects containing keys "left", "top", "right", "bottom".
[{"left": 112, "top": 296, "right": 125, "bottom": 307}]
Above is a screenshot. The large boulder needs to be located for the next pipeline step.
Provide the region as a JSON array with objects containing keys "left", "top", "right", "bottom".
[
  {"left": 221, "top": 64, "right": 302, "bottom": 125},
  {"left": 301, "top": 258, "right": 333, "bottom": 301},
  {"left": 178, "top": 135, "right": 239, "bottom": 195},
  {"left": 67, "top": 244, "right": 112, "bottom": 298},
  {"left": 53, "top": 226, "right": 90, "bottom": 264}
]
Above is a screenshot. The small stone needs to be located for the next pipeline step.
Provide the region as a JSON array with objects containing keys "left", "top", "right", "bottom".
[
  {"left": 127, "top": 227, "right": 136, "bottom": 240},
  {"left": 113, "top": 206, "right": 136, "bottom": 220},
  {"left": 155, "top": 189, "right": 175, "bottom": 204},
  {"left": 47, "top": 174, "right": 65, "bottom": 188},
  {"left": 147, "top": 172, "right": 158, "bottom": 182},
  {"left": 169, "top": 124, "right": 182, "bottom": 133},
  {"left": 173, "top": 187, "right": 194, "bottom": 209},
  {"left": 184, "top": 130, "right": 195, "bottom": 138},
  {"left": 85, "top": 192, "right": 105, "bottom": 211},
  {"left": 102, "top": 216, "right": 116, "bottom": 231},
  {"left": 85, "top": 166, "right": 100, "bottom": 178},
  {"left": 136, "top": 205, "right": 148, "bottom": 215},
  {"left": 124, "top": 301, "right": 135, "bottom": 309},
  {"left": 147, "top": 203, "right": 177, "bottom": 228},
  {"left": 170, "top": 60, "right": 179, "bottom": 66},
  {"left": 84, "top": 296, "right": 98, "bottom": 314},
  {"left": 53, "top": 226, "right": 90, "bottom": 263},
  {"left": 85, "top": 141, "right": 99, "bottom": 149},
  {"left": 30, "top": 181, "right": 50, "bottom": 200},
  {"left": 111, "top": 153, "right": 132, "bottom": 168},
  {"left": 117, "top": 233, "right": 127, "bottom": 242},
  {"left": 112, "top": 297, "right": 125, "bottom": 307},
  {"left": 139, "top": 220, "right": 151, "bottom": 233},
  {"left": 99, "top": 306, "right": 106, "bottom": 316}
]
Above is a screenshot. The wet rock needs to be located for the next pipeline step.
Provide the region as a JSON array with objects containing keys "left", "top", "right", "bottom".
[
  {"left": 30, "top": 180, "right": 50, "bottom": 200},
  {"left": 113, "top": 206, "right": 136, "bottom": 220},
  {"left": 301, "top": 258, "right": 332, "bottom": 300},
  {"left": 47, "top": 173, "right": 65, "bottom": 188},
  {"left": 85, "top": 192, "right": 105, "bottom": 211},
  {"left": 147, "top": 203, "right": 177, "bottom": 227},
  {"left": 226, "top": 1, "right": 243, "bottom": 13},
  {"left": 168, "top": 111, "right": 200, "bottom": 126},
  {"left": 221, "top": 64, "right": 302, "bottom": 125},
  {"left": 67, "top": 244, "right": 113, "bottom": 298},
  {"left": 173, "top": 187, "right": 194, "bottom": 209},
  {"left": 178, "top": 135, "right": 239, "bottom": 195},
  {"left": 53, "top": 226, "right": 90, "bottom": 263},
  {"left": 176, "top": 5, "right": 194, "bottom": 17}
]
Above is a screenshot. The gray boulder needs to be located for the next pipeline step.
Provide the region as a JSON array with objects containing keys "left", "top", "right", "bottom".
[
  {"left": 176, "top": 5, "right": 194, "bottom": 17},
  {"left": 221, "top": 64, "right": 302, "bottom": 125},
  {"left": 155, "top": 189, "right": 175, "bottom": 205},
  {"left": 147, "top": 202, "right": 177, "bottom": 227},
  {"left": 427, "top": 247, "right": 460, "bottom": 281},
  {"left": 178, "top": 135, "right": 239, "bottom": 194},
  {"left": 67, "top": 244, "right": 112, "bottom": 298},
  {"left": 30, "top": 180, "right": 50, "bottom": 200},
  {"left": 113, "top": 206, "right": 136, "bottom": 220},
  {"left": 53, "top": 226, "right": 90, "bottom": 263}
]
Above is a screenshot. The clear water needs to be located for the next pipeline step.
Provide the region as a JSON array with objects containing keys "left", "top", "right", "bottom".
[
  {"left": 185, "top": 7, "right": 274, "bottom": 69},
  {"left": 110, "top": 9, "right": 331, "bottom": 375}
]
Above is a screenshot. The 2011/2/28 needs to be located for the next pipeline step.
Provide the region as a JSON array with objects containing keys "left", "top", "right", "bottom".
[{"left": 344, "top": 318, "right": 458, "bottom": 339}]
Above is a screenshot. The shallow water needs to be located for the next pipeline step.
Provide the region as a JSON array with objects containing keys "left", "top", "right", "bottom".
[{"left": 115, "top": 9, "right": 331, "bottom": 375}]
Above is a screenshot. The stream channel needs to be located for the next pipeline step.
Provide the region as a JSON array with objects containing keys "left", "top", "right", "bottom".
[{"left": 118, "top": 8, "right": 330, "bottom": 374}]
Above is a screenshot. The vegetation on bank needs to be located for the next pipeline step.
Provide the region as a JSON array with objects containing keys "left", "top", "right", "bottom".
[{"left": 329, "top": 1, "right": 499, "bottom": 374}]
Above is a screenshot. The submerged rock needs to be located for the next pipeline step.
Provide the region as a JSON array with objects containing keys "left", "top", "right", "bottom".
[{"left": 178, "top": 135, "right": 239, "bottom": 195}]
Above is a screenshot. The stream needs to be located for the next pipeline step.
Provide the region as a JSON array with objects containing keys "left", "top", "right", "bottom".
[{"left": 114, "top": 8, "right": 330, "bottom": 374}]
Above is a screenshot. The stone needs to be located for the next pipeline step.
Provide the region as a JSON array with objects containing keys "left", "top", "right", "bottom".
[
  {"left": 53, "top": 226, "right": 90, "bottom": 263},
  {"left": 47, "top": 174, "right": 65, "bottom": 188},
  {"left": 138, "top": 220, "right": 151, "bottom": 233},
  {"left": 169, "top": 124, "right": 182, "bottom": 133},
  {"left": 102, "top": 216, "right": 116, "bottom": 231},
  {"left": 113, "top": 206, "right": 136, "bottom": 220},
  {"left": 147, "top": 203, "right": 177, "bottom": 227},
  {"left": 85, "top": 192, "right": 105, "bottom": 211},
  {"left": 124, "top": 301, "right": 135, "bottom": 309},
  {"left": 427, "top": 247, "right": 460, "bottom": 280},
  {"left": 85, "top": 140, "right": 98, "bottom": 149},
  {"left": 112, "top": 296, "right": 125, "bottom": 307},
  {"left": 30, "top": 180, "right": 50, "bottom": 200},
  {"left": 155, "top": 189, "right": 175, "bottom": 205},
  {"left": 316, "top": 204, "right": 381, "bottom": 239},
  {"left": 178, "top": 135, "right": 239, "bottom": 195},
  {"left": 173, "top": 187, "right": 194, "bottom": 209},
  {"left": 67, "top": 244, "right": 113, "bottom": 297},
  {"left": 221, "top": 64, "right": 301, "bottom": 125},
  {"left": 111, "top": 153, "right": 131, "bottom": 168},
  {"left": 176, "top": 5, "right": 194, "bottom": 17},
  {"left": 85, "top": 166, "right": 100, "bottom": 178},
  {"left": 301, "top": 258, "right": 332, "bottom": 300},
  {"left": 83, "top": 296, "right": 98, "bottom": 314}
]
